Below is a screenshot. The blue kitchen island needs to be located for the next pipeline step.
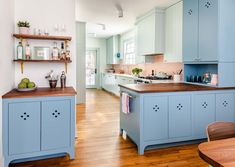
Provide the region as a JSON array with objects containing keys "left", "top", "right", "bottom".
[
  {"left": 119, "top": 83, "right": 235, "bottom": 154},
  {"left": 2, "top": 87, "right": 76, "bottom": 167}
]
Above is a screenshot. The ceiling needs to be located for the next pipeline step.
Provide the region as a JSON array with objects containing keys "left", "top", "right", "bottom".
[{"left": 76, "top": 0, "right": 180, "bottom": 38}]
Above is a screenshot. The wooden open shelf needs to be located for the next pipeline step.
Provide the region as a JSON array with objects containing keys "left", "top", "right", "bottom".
[
  {"left": 13, "top": 34, "right": 72, "bottom": 41},
  {"left": 14, "top": 59, "right": 72, "bottom": 73},
  {"left": 14, "top": 59, "right": 72, "bottom": 63}
]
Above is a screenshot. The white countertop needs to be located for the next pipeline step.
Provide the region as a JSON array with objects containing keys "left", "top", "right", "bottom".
[{"left": 103, "top": 73, "right": 182, "bottom": 83}]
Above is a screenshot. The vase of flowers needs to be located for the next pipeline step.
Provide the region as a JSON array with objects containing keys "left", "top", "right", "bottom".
[{"left": 18, "top": 21, "right": 30, "bottom": 34}]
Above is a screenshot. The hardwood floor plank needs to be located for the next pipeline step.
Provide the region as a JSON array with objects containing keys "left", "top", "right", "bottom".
[{"left": 11, "top": 89, "right": 208, "bottom": 167}]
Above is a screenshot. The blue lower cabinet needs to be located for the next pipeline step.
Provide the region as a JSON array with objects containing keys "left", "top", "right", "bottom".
[
  {"left": 121, "top": 88, "right": 235, "bottom": 155},
  {"left": 216, "top": 93, "right": 235, "bottom": 122},
  {"left": 169, "top": 95, "right": 191, "bottom": 138},
  {"left": 143, "top": 96, "right": 168, "bottom": 141},
  {"left": 9, "top": 102, "right": 41, "bottom": 155},
  {"left": 3, "top": 96, "right": 75, "bottom": 167},
  {"left": 42, "top": 100, "right": 70, "bottom": 150},
  {"left": 193, "top": 94, "right": 215, "bottom": 138}
]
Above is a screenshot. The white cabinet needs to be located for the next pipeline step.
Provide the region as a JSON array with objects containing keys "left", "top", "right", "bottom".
[
  {"left": 106, "top": 35, "right": 120, "bottom": 64},
  {"left": 165, "top": 1, "right": 183, "bottom": 63},
  {"left": 101, "top": 74, "right": 134, "bottom": 96},
  {"left": 136, "top": 9, "right": 165, "bottom": 63}
]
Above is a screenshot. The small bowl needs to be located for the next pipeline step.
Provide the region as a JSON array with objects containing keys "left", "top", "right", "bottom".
[{"left": 49, "top": 80, "right": 57, "bottom": 88}]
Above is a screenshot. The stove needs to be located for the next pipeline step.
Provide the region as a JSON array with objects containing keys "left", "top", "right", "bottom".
[
  {"left": 134, "top": 75, "right": 172, "bottom": 84},
  {"left": 138, "top": 75, "right": 172, "bottom": 80}
]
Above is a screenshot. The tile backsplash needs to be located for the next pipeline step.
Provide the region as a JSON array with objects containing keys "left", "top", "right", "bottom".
[{"left": 112, "top": 56, "right": 183, "bottom": 76}]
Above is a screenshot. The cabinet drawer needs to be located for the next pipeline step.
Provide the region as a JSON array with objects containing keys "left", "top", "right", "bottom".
[
  {"left": 9, "top": 102, "right": 41, "bottom": 155},
  {"left": 41, "top": 100, "right": 70, "bottom": 150},
  {"left": 169, "top": 95, "right": 191, "bottom": 138},
  {"left": 143, "top": 96, "right": 168, "bottom": 141}
]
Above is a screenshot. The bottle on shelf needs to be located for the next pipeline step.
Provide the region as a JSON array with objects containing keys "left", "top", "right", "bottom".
[
  {"left": 60, "top": 42, "right": 66, "bottom": 60},
  {"left": 65, "top": 43, "right": 71, "bottom": 61},
  {"left": 25, "top": 42, "right": 31, "bottom": 60},
  {"left": 17, "top": 41, "right": 24, "bottom": 60},
  {"left": 52, "top": 42, "right": 59, "bottom": 60}
]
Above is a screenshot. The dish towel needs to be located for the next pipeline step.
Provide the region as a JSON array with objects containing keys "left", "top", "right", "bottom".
[{"left": 122, "top": 92, "right": 130, "bottom": 114}]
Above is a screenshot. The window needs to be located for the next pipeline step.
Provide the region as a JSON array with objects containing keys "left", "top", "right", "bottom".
[{"left": 124, "top": 39, "right": 135, "bottom": 64}]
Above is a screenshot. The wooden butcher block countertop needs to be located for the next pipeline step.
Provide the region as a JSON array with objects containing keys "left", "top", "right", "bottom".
[
  {"left": 119, "top": 83, "right": 235, "bottom": 93},
  {"left": 2, "top": 87, "right": 77, "bottom": 99}
]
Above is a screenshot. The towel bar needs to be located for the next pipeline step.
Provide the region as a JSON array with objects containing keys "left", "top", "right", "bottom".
[{"left": 120, "top": 91, "right": 136, "bottom": 99}]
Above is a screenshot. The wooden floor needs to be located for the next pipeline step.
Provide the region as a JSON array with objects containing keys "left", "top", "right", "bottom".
[{"left": 12, "top": 89, "right": 208, "bottom": 167}]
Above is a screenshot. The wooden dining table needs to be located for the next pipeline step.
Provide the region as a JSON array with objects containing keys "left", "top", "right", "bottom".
[{"left": 198, "top": 138, "right": 235, "bottom": 167}]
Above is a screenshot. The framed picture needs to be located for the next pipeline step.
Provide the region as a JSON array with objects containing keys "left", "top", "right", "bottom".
[{"left": 33, "top": 46, "right": 50, "bottom": 60}]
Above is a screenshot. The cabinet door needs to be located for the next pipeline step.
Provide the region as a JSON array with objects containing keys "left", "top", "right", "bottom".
[
  {"left": 216, "top": 93, "right": 235, "bottom": 122},
  {"left": 144, "top": 96, "right": 168, "bottom": 141},
  {"left": 9, "top": 102, "right": 40, "bottom": 155},
  {"left": 183, "top": 0, "right": 199, "bottom": 62},
  {"left": 106, "top": 37, "right": 114, "bottom": 64},
  {"left": 199, "top": 0, "right": 218, "bottom": 61},
  {"left": 42, "top": 100, "right": 70, "bottom": 150},
  {"left": 137, "top": 14, "right": 156, "bottom": 56},
  {"left": 165, "top": 1, "right": 183, "bottom": 63},
  {"left": 193, "top": 94, "right": 215, "bottom": 137},
  {"left": 169, "top": 95, "right": 191, "bottom": 138}
]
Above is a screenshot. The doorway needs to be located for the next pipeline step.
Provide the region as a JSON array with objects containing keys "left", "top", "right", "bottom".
[{"left": 86, "top": 49, "right": 99, "bottom": 88}]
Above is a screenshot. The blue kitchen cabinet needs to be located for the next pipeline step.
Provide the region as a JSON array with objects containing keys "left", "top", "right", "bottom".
[
  {"left": 3, "top": 94, "right": 76, "bottom": 167},
  {"left": 216, "top": 93, "right": 235, "bottom": 122},
  {"left": 120, "top": 87, "right": 235, "bottom": 154},
  {"left": 169, "top": 95, "right": 191, "bottom": 138},
  {"left": 143, "top": 96, "right": 168, "bottom": 141},
  {"left": 193, "top": 94, "right": 215, "bottom": 138},
  {"left": 199, "top": 0, "right": 218, "bottom": 62},
  {"left": 41, "top": 100, "right": 70, "bottom": 150},
  {"left": 183, "top": 0, "right": 199, "bottom": 62},
  {"left": 9, "top": 102, "right": 41, "bottom": 155}
]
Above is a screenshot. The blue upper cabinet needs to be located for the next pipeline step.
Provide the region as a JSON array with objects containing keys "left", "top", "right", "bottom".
[
  {"left": 183, "top": 0, "right": 235, "bottom": 63},
  {"left": 199, "top": 0, "right": 218, "bottom": 62},
  {"left": 183, "top": 0, "right": 199, "bottom": 62}
]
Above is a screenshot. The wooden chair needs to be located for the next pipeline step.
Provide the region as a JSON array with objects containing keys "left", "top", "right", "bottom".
[{"left": 206, "top": 122, "right": 235, "bottom": 142}]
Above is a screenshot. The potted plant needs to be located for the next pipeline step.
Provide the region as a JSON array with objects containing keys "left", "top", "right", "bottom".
[
  {"left": 17, "top": 21, "right": 30, "bottom": 34},
  {"left": 132, "top": 68, "right": 143, "bottom": 77}
]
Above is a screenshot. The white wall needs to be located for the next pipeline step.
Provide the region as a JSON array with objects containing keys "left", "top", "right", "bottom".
[
  {"left": 86, "top": 37, "right": 107, "bottom": 88},
  {"left": 76, "top": 22, "right": 86, "bottom": 104},
  {"left": 14, "top": 0, "right": 76, "bottom": 88},
  {"left": 0, "top": 0, "right": 15, "bottom": 165}
]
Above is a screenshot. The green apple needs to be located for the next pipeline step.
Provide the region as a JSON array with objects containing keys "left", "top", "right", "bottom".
[
  {"left": 28, "top": 82, "right": 36, "bottom": 88},
  {"left": 18, "top": 82, "right": 27, "bottom": 89}
]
